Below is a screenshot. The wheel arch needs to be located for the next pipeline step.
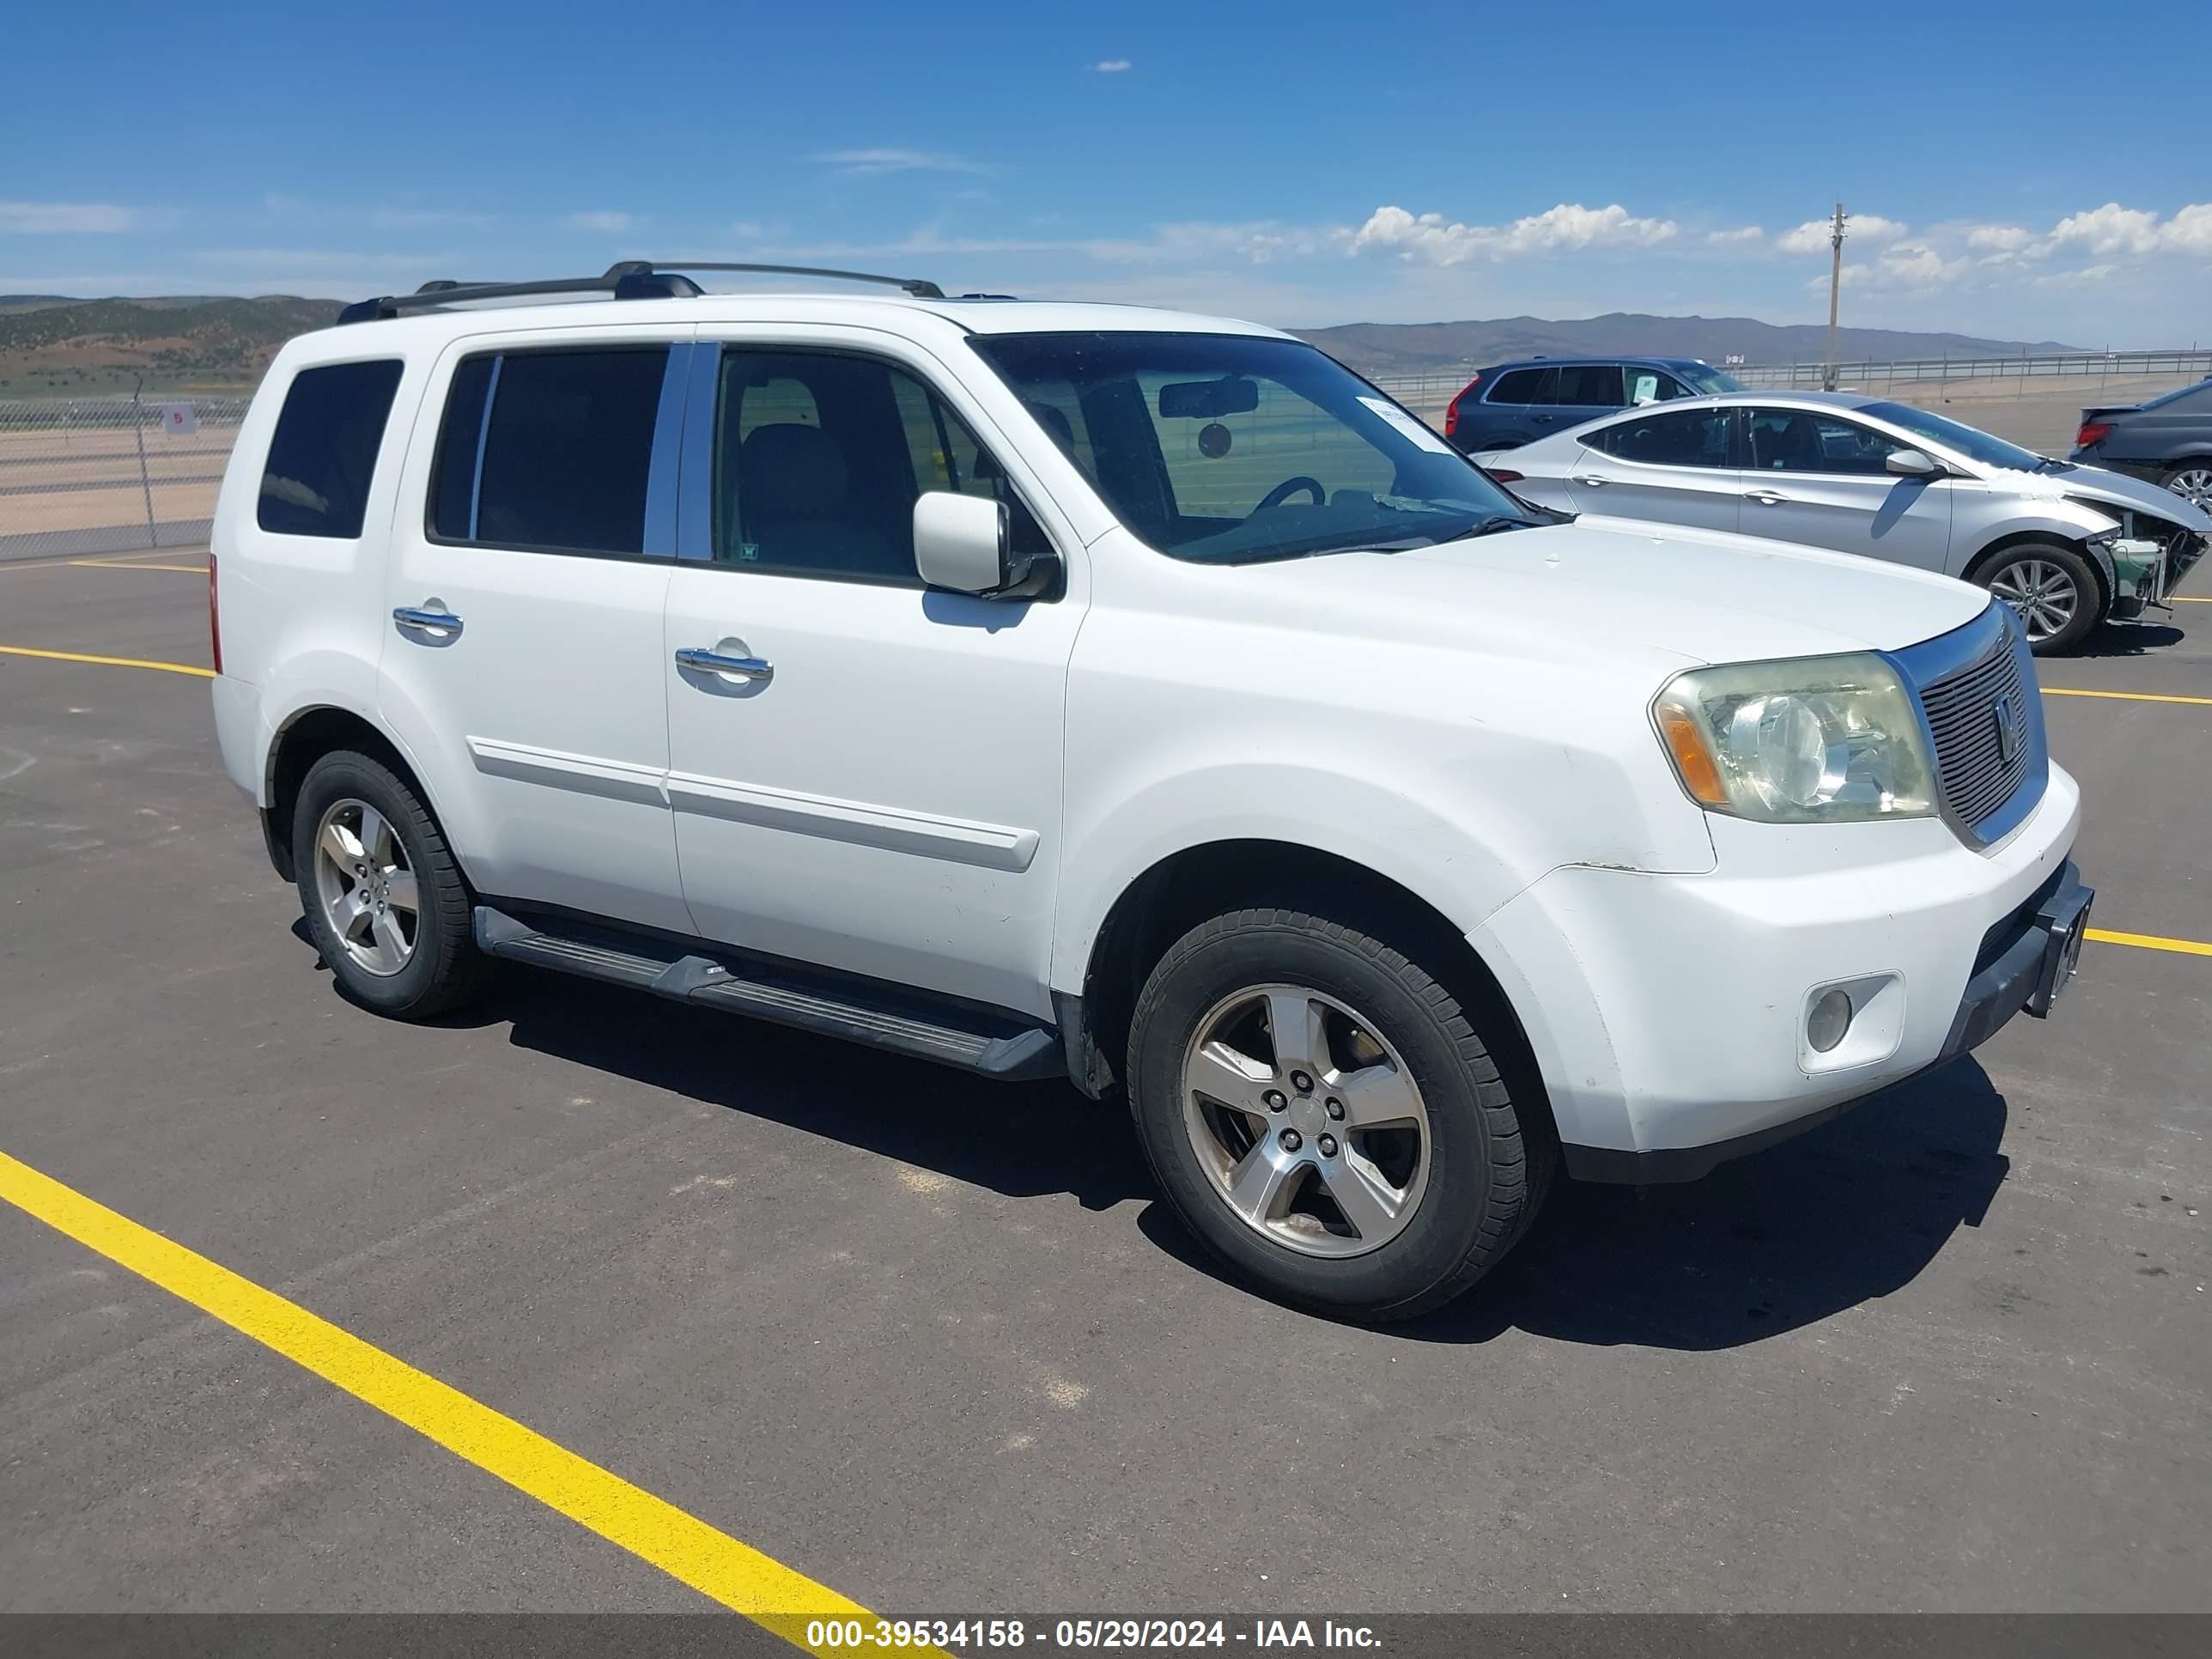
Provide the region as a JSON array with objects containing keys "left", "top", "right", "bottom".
[
  {"left": 1962, "top": 528, "right": 2113, "bottom": 617},
  {"left": 1058, "top": 838, "right": 1554, "bottom": 1152},
  {"left": 260, "top": 705, "right": 441, "bottom": 883}
]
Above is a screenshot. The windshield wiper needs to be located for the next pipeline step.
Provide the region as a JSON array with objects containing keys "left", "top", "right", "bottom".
[
  {"left": 2034, "top": 456, "right": 2076, "bottom": 473},
  {"left": 1438, "top": 514, "right": 1539, "bottom": 543}
]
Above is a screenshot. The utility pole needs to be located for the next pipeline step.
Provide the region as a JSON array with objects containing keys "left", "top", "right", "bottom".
[{"left": 1823, "top": 203, "right": 1848, "bottom": 392}]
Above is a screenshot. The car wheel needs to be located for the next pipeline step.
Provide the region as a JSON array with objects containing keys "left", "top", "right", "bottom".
[
  {"left": 2163, "top": 464, "right": 2212, "bottom": 515},
  {"left": 291, "top": 750, "right": 491, "bottom": 1019},
  {"left": 1127, "top": 907, "right": 1549, "bottom": 1322},
  {"left": 1978, "top": 543, "right": 2101, "bottom": 655}
]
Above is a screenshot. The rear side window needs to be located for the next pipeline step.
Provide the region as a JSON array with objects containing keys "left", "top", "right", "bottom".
[
  {"left": 1487, "top": 368, "right": 1553, "bottom": 405},
  {"left": 430, "top": 347, "right": 669, "bottom": 555},
  {"left": 257, "top": 360, "right": 404, "bottom": 538},
  {"left": 1588, "top": 407, "right": 1736, "bottom": 467},
  {"left": 1550, "top": 365, "right": 1625, "bottom": 406}
]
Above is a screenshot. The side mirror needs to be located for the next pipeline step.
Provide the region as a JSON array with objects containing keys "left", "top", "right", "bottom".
[
  {"left": 914, "top": 491, "right": 1059, "bottom": 599},
  {"left": 1886, "top": 447, "right": 1943, "bottom": 479}
]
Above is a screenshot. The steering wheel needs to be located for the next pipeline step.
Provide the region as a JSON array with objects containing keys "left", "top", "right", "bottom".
[{"left": 1251, "top": 476, "right": 1326, "bottom": 514}]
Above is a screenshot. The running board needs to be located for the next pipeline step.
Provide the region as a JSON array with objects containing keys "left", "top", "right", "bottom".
[{"left": 471, "top": 907, "right": 1063, "bottom": 1081}]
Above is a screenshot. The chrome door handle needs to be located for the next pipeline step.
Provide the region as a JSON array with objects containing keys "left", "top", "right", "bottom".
[
  {"left": 1744, "top": 489, "right": 1790, "bottom": 505},
  {"left": 1570, "top": 474, "right": 1610, "bottom": 487},
  {"left": 675, "top": 646, "right": 774, "bottom": 680},
  {"left": 392, "top": 605, "right": 464, "bottom": 636}
]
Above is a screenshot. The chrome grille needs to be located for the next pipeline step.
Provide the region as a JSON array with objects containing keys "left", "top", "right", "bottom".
[{"left": 1917, "top": 623, "right": 2034, "bottom": 836}]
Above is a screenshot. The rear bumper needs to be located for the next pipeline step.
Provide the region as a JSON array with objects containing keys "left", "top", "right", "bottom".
[{"left": 1562, "top": 860, "right": 2094, "bottom": 1184}]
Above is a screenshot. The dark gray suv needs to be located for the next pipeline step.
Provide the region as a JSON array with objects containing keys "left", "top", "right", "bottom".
[
  {"left": 1443, "top": 356, "right": 1741, "bottom": 453},
  {"left": 2071, "top": 377, "right": 2212, "bottom": 515}
]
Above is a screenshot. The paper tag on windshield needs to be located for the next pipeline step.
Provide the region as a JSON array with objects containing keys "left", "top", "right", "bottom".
[{"left": 1359, "top": 396, "right": 1455, "bottom": 454}]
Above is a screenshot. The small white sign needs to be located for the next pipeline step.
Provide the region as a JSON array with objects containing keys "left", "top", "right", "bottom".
[
  {"left": 159, "top": 401, "right": 198, "bottom": 435},
  {"left": 1358, "top": 395, "right": 1454, "bottom": 455}
]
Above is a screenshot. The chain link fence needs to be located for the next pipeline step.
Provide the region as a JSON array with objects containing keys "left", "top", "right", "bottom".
[{"left": 0, "top": 392, "right": 250, "bottom": 562}]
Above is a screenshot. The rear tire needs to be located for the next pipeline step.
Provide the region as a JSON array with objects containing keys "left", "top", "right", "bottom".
[
  {"left": 2161, "top": 463, "right": 2212, "bottom": 517},
  {"left": 1127, "top": 907, "right": 1548, "bottom": 1322},
  {"left": 291, "top": 750, "right": 491, "bottom": 1020},
  {"left": 1976, "top": 542, "right": 2102, "bottom": 655}
]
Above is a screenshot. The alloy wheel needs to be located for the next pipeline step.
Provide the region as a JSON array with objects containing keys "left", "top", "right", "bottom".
[
  {"left": 2167, "top": 467, "right": 2212, "bottom": 514},
  {"left": 1986, "top": 558, "right": 2080, "bottom": 644},
  {"left": 1179, "top": 984, "right": 1431, "bottom": 1259},
  {"left": 312, "top": 798, "right": 420, "bottom": 976}
]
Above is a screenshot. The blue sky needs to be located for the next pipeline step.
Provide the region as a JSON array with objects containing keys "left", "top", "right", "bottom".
[{"left": 5, "top": 0, "right": 2209, "bottom": 343}]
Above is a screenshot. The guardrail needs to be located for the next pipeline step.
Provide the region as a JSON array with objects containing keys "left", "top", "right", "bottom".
[{"left": 0, "top": 394, "right": 251, "bottom": 562}]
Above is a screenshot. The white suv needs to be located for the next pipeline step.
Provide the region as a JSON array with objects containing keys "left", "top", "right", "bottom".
[{"left": 209, "top": 262, "right": 2094, "bottom": 1320}]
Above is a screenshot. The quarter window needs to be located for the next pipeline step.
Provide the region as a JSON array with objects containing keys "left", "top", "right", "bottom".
[
  {"left": 1587, "top": 407, "right": 1736, "bottom": 467},
  {"left": 1748, "top": 409, "right": 1904, "bottom": 475},
  {"left": 1487, "top": 368, "right": 1553, "bottom": 405},
  {"left": 429, "top": 347, "right": 670, "bottom": 554},
  {"left": 257, "top": 359, "right": 404, "bottom": 538}
]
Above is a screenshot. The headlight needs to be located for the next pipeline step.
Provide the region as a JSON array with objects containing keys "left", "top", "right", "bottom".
[{"left": 1651, "top": 653, "right": 1935, "bottom": 823}]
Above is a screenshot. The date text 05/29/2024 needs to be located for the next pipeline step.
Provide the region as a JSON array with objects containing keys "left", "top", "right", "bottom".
[{"left": 800, "top": 1619, "right": 1382, "bottom": 1650}]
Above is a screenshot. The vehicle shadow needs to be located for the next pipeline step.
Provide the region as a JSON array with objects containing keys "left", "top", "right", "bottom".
[
  {"left": 493, "top": 969, "right": 1155, "bottom": 1212},
  {"left": 1389, "top": 1059, "right": 2012, "bottom": 1349},
  {"left": 2076, "top": 619, "right": 2185, "bottom": 656},
  {"left": 486, "top": 963, "right": 2010, "bottom": 1352}
]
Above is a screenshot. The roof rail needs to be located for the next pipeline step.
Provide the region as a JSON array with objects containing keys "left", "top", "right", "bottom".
[
  {"left": 335, "top": 270, "right": 703, "bottom": 325},
  {"left": 611, "top": 261, "right": 945, "bottom": 299},
  {"left": 334, "top": 259, "right": 947, "bottom": 325}
]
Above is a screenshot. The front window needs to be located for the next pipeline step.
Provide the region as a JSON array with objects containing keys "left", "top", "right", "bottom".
[
  {"left": 1675, "top": 363, "right": 1743, "bottom": 396},
  {"left": 1748, "top": 409, "right": 1903, "bottom": 476},
  {"left": 1860, "top": 400, "right": 2042, "bottom": 471},
  {"left": 969, "top": 332, "right": 1526, "bottom": 565}
]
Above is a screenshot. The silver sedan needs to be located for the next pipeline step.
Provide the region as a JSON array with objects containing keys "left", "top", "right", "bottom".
[{"left": 1479, "top": 392, "right": 2211, "bottom": 653}]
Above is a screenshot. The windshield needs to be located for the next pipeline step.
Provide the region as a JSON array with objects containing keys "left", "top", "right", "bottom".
[
  {"left": 1860, "top": 400, "right": 2044, "bottom": 471},
  {"left": 1676, "top": 363, "right": 1743, "bottom": 395},
  {"left": 969, "top": 331, "right": 1526, "bottom": 564}
]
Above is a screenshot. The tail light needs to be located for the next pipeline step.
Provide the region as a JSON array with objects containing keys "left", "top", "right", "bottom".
[
  {"left": 2075, "top": 419, "right": 2113, "bottom": 450},
  {"left": 208, "top": 555, "right": 222, "bottom": 677},
  {"left": 1486, "top": 468, "right": 1525, "bottom": 483},
  {"left": 1443, "top": 375, "right": 1480, "bottom": 440}
]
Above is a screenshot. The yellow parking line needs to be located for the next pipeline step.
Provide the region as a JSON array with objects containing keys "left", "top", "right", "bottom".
[
  {"left": 2042, "top": 687, "right": 2212, "bottom": 707},
  {"left": 2087, "top": 927, "right": 2212, "bottom": 958},
  {"left": 2170, "top": 595, "right": 2209, "bottom": 604},
  {"left": 0, "top": 644, "right": 214, "bottom": 678},
  {"left": 0, "top": 1146, "right": 908, "bottom": 1652},
  {"left": 68, "top": 558, "right": 210, "bottom": 574}
]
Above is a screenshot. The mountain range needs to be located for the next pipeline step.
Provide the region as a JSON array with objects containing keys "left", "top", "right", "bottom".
[{"left": 0, "top": 294, "right": 2094, "bottom": 398}]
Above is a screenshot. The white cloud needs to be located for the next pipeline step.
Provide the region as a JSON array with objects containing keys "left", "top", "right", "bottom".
[
  {"left": 811, "top": 148, "right": 985, "bottom": 177},
  {"left": 563, "top": 210, "right": 635, "bottom": 234},
  {"left": 1705, "top": 226, "right": 1765, "bottom": 246},
  {"left": 2163, "top": 203, "right": 2212, "bottom": 252},
  {"left": 0, "top": 202, "right": 139, "bottom": 234},
  {"left": 2048, "top": 203, "right": 2160, "bottom": 255},
  {"left": 1966, "top": 223, "right": 2031, "bottom": 252},
  {"left": 1093, "top": 58, "right": 1131, "bottom": 73},
  {"left": 1777, "top": 213, "right": 1906, "bottom": 255},
  {"left": 1349, "top": 202, "right": 1679, "bottom": 266}
]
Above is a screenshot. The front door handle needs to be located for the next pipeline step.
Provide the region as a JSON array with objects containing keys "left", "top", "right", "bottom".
[
  {"left": 1744, "top": 489, "right": 1790, "bottom": 506},
  {"left": 392, "top": 605, "right": 464, "bottom": 638},
  {"left": 1571, "top": 474, "right": 1611, "bottom": 487},
  {"left": 675, "top": 646, "right": 774, "bottom": 681}
]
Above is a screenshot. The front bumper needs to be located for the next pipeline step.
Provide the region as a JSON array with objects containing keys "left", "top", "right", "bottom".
[{"left": 1469, "top": 765, "right": 2084, "bottom": 1184}]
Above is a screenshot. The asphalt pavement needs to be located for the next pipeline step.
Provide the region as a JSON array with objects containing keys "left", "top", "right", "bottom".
[{"left": 0, "top": 550, "right": 2205, "bottom": 1624}]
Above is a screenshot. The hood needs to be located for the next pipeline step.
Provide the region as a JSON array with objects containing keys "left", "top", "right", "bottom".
[
  {"left": 2050, "top": 463, "right": 2212, "bottom": 533},
  {"left": 1216, "top": 517, "right": 1991, "bottom": 672}
]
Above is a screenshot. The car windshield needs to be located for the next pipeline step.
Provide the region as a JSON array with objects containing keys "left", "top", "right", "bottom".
[
  {"left": 968, "top": 331, "right": 1527, "bottom": 564},
  {"left": 1860, "top": 400, "right": 2044, "bottom": 471},
  {"left": 1676, "top": 363, "right": 1743, "bottom": 395}
]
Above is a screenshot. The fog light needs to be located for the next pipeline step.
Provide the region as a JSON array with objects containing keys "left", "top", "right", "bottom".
[{"left": 1807, "top": 988, "right": 1853, "bottom": 1054}]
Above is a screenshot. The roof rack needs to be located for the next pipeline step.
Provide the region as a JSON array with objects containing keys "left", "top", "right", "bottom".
[{"left": 335, "top": 260, "right": 945, "bottom": 325}]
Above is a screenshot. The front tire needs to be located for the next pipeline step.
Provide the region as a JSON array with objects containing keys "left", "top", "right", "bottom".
[
  {"left": 1978, "top": 542, "right": 2102, "bottom": 655},
  {"left": 1127, "top": 908, "right": 1548, "bottom": 1322},
  {"left": 291, "top": 750, "right": 490, "bottom": 1020}
]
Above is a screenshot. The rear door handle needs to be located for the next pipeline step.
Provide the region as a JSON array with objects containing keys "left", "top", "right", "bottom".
[
  {"left": 1571, "top": 474, "right": 1610, "bottom": 487},
  {"left": 392, "top": 605, "right": 463, "bottom": 638},
  {"left": 1744, "top": 489, "right": 1790, "bottom": 505},
  {"left": 675, "top": 646, "right": 774, "bottom": 681}
]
